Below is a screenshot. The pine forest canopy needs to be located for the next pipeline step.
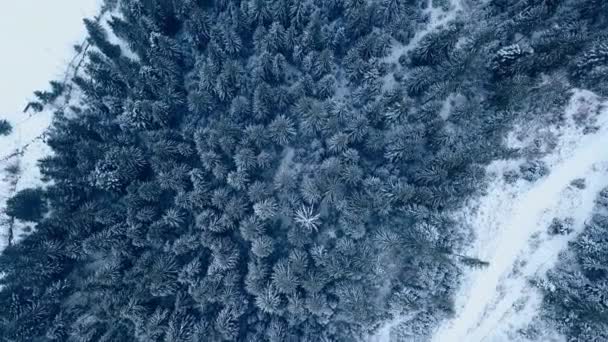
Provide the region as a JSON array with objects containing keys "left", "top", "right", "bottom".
[{"left": 1, "top": 0, "right": 608, "bottom": 341}]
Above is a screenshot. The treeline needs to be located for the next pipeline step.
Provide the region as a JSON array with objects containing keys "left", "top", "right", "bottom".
[
  {"left": 539, "top": 187, "right": 608, "bottom": 341},
  {"left": 0, "top": 0, "right": 607, "bottom": 341}
]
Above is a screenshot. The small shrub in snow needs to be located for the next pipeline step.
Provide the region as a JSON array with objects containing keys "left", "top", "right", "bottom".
[
  {"left": 519, "top": 160, "right": 549, "bottom": 182},
  {"left": 398, "top": 54, "right": 408, "bottom": 67},
  {"left": 516, "top": 324, "right": 542, "bottom": 340},
  {"left": 547, "top": 217, "right": 574, "bottom": 236},
  {"left": 4, "top": 162, "right": 20, "bottom": 176},
  {"left": 583, "top": 125, "right": 600, "bottom": 135},
  {"left": 523, "top": 133, "right": 558, "bottom": 158},
  {"left": 459, "top": 256, "right": 490, "bottom": 269},
  {"left": 595, "top": 187, "right": 608, "bottom": 208},
  {"left": 570, "top": 178, "right": 586, "bottom": 189},
  {"left": 0, "top": 119, "right": 12, "bottom": 136},
  {"left": 503, "top": 169, "right": 520, "bottom": 184}
]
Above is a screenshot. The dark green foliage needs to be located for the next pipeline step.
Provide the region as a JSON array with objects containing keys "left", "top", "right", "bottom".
[
  {"left": 520, "top": 160, "right": 550, "bottom": 182},
  {"left": 25, "top": 80, "right": 67, "bottom": 113},
  {"left": 539, "top": 189, "right": 608, "bottom": 341},
  {"left": 84, "top": 18, "right": 122, "bottom": 60},
  {"left": 0, "top": 119, "right": 12, "bottom": 136},
  {"left": 24, "top": 101, "right": 44, "bottom": 113},
  {"left": 34, "top": 81, "right": 66, "bottom": 104},
  {"left": 1, "top": 0, "right": 607, "bottom": 341},
  {"left": 547, "top": 217, "right": 574, "bottom": 236},
  {"left": 5, "top": 188, "right": 47, "bottom": 222}
]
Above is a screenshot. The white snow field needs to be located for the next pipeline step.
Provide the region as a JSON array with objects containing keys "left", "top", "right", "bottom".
[
  {"left": 432, "top": 89, "right": 608, "bottom": 342},
  {"left": 0, "top": 1, "right": 100, "bottom": 249}
]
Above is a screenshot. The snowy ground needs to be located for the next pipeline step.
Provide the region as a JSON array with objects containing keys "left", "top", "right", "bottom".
[
  {"left": 432, "top": 89, "right": 608, "bottom": 342},
  {"left": 0, "top": 1, "right": 100, "bottom": 249}
]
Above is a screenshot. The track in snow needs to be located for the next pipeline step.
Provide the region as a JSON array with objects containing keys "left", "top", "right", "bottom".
[
  {"left": 381, "top": 0, "right": 463, "bottom": 91},
  {"left": 432, "top": 89, "right": 608, "bottom": 342},
  {"left": 383, "top": 0, "right": 463, "bottom": 64}
]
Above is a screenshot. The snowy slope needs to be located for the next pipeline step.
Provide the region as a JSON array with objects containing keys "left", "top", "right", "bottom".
[
  {"left": 432, "top": 89, "right": 608, "bottom": 342},
  {"left": 0, "top": 1, "right": 101, "bottom": 248}
]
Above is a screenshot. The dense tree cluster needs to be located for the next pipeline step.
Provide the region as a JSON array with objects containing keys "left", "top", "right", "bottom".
[
  {"left": 1, "top": 0, "right": 608, "bottom": 341},
  {"left": 539, "top": 187, "right": 608, "bottom": 341}
]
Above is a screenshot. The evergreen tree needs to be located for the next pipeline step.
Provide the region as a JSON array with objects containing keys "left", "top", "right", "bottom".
[
  {"left": 84, "top": 18, "right": 122, "bottom": 60},
  {"left": 5, "top": 188, "right": 47, "bottom": 222},
  {"left": 0, "top": 119, "right": 12, "bottom": 136},
  {"left": 2, "top": 0, "right": 607, "bottom": 340}
]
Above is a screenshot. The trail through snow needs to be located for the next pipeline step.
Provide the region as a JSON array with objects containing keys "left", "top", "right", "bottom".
[
  {"left": 383, "top": 0, "right": 462, "bottom": 65},
  {"left": 432, "top": 89, "right": 608, "bottom": 342},
  {"left": 381, "top": 0, "right": 463, "bottom": 90}
]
